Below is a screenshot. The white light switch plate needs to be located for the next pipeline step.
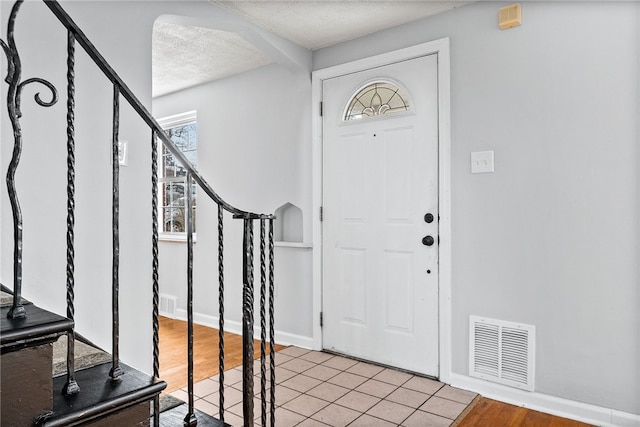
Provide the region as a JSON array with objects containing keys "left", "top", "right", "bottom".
[
  {"left": 471, "top": 150, "right": 494, "bottom": 173},
  {"left": 118, "top": 140, "right": 128, "bottom": 166}
]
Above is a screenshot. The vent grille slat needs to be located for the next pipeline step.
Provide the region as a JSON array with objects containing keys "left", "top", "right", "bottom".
[
  {"left": 159, "top": 294, "right": 177, "bottom": 318},
  {"left": 469, "top": 316, "right": 535, "bottom": 392}
]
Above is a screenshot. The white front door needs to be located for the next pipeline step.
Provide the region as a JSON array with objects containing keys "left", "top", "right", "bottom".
[{"left": 322, "top": 54, "right": 439, "bottom": 377}]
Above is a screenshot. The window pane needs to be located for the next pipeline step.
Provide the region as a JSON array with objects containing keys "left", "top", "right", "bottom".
[
  {"left": 344, "top": 81, "right": 410, "bottom": 121},
  {"left": 158, "top": 116, "right": 197, "bottom": 235},
  {"left": 163, "top": 207, "right": 181, "bottom": 233},
  {"left": 160, "top": 180, "right": 196, "bottom": 233},
  {"left": 162, "top": 146, "right": 179, "bottom": 178},
  {"left": 163, "top": 122, "right": 197, "bottom": 178}
]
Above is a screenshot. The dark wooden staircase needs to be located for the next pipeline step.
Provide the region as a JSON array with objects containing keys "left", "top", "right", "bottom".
[
  {"left": 1, "top": 301, "right": 73, "bottom": 426},
  {"left": 1, "top": 290, "right": 166, "bottom": 426},
  {"left": 1, "top": 291, "right": 230, "bottom": 426}
]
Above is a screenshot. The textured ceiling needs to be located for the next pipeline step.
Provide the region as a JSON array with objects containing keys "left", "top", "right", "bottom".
[
  {"left": 153, "top": 22, "right": 272, "bottom": 97},
  {"left": 153, "top": 1, "right": 470, "bottom": 97},
  {"left": 212, "top": 1, "right": 471, "bottom": 50}
]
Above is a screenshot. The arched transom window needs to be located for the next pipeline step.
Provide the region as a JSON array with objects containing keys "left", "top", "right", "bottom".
[{"left": 344, "top": 81, "right": 410, "bottom": 121}]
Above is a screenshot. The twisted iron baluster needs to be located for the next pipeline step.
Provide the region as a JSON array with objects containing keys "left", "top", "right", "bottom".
[
  {"left": 260, "top": 219, "right": 267, "bottom": 427},
  {"left": 268, "top": 218, "right": 276, "bottom": 427},
  {"left": 2, "top": 0, "right": 58, "bottom": 319},
  {"left": 218, "top": 203, "right": 225, "bottom": 423},
  {"left": 63, "top": 28, "right": 80, "bottom": 395},
  {"left": 184, "top": 172, "right": 197, "bottom": 427},
  {"left": 151, "top": 130, "right": 160, "bottom": 426},
  {"left": 242, "top": 218, "right": 255, "bottom": 427},
  {"left": 109, "top": 84, "right": 123, "bottom": 380}
]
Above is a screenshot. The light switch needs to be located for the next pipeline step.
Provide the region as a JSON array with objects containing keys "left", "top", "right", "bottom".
[
  {"left": 471, "top": 151, "right": 494, "bottom": 174},
  {"left": 118, "top": 140, "right": 128, "bottom": 166}
]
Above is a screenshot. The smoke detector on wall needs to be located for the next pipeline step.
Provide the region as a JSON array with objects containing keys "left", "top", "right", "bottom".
[{"left": 499, "top": 4, "right": 522, "bottom": 30}]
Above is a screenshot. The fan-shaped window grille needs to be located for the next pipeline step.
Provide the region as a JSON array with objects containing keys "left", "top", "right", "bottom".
[{"left": 344, "top": 81, "right": 410, "bottom": 121}]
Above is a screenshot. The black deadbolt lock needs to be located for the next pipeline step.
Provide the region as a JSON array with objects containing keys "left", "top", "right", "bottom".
[
  {"left": 422, "top": 235, "right": 435, "bottom": 246},
  {"left": 424, "top": 213, "right": 434, "bottom": 223}
]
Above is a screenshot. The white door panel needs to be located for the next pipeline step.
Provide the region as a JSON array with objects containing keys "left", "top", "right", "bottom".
[{"left": 322, "top": 54, "right": 439, "bottom": 376}]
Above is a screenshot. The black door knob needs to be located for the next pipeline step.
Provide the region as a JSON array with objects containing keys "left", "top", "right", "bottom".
[
  {"left": 424, "top": 213, "right": 434, "bottom": 223},
  {"left": 422, "top": 235, "right": 435, "bottom": 246}
]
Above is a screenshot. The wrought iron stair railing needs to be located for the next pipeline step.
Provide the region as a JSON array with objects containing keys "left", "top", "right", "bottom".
[{"left": 1, "top": 1, "right": 276, "bottom": 426}]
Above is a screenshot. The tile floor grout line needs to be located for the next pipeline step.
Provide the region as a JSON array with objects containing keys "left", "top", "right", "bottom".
[{"left": 170, "top": 346, "right": 474, "bottom": 426}]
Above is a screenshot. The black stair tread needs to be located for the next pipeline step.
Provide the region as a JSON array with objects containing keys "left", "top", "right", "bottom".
[
  {"left": 158, "top": 403, "right": 230, "bottom": 427},
  {"left": 41, "top": 361, "right": 166, "bottom": 426},
  {"left": 1, "top": 304, "right": 73, "bottom": 352}
]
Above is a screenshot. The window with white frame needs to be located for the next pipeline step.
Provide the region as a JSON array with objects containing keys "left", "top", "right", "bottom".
[{"left": 157, "top": 111, "right": 197, "bottom": 237}]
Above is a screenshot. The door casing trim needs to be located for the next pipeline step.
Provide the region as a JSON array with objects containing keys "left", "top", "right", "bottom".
[{"left": 311, "top": 38, "right": 451, "bottom": 383}]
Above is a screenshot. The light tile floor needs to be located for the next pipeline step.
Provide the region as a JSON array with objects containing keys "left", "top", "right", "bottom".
[{"left": 170, "top": 346, "right": 477, "bottom": 427}]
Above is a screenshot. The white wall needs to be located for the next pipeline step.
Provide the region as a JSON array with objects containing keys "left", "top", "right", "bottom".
[
  {"left": 315, "top": 1, "right": 640, "bottom": 416},
  {"left": 152, "top": 65, "right": 314, "bottom": 344}
]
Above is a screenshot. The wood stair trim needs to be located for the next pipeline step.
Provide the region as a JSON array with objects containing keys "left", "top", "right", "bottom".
[
  {"left": 41, "top": 362, "right": 167, "bottom": 426},
  {"left": 157, "top": 403, "right": 230, "bottom": 427},
  {"left": 1, "top": 305, "right": 73, "bottom": 353}
]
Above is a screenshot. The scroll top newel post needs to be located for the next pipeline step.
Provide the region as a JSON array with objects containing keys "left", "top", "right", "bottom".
[{"left": 2, "top": 0, "right": 59, "bottom": 320}]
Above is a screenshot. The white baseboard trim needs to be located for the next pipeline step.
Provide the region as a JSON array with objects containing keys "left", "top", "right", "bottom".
[
  {"left": 175, "top": 309, "right": 314, "bottom": 350},
  {"left": 449, "top": 373, "right": 640, "bottom": 427},
  {"left": 271, "top": 331, "right": 314, "bottom": 349}
]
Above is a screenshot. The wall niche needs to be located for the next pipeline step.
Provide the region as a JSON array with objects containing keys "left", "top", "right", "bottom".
[{"left": 274, "top": 203, "right": 303, "bottom": 244}]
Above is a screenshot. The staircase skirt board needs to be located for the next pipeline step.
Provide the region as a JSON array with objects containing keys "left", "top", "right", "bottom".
[
  {"left": 1, "top": 343, "right": 54, "bottom": 426},
  {"left": 157, "top": 403, "right": 230, "bottom": 427},
  {"left": 41, "top": 362, "right": 166, "bottom": 426}
]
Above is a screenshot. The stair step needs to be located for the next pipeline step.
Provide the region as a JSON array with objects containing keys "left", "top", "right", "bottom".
[
  {"left": 1, "top": 303, "right": 75, "bottom": 425},
  {"left": 38, "top": 361, "right": 166, "bottom": 426},
  {"left": 1, "top": 304, "right": 74, "bottom": 353},
  {"left": 158, "top": 403, "right": 230, "bottom": 427},
  {"left": 52, "top": 334, "right": 111, "bottom": 377}
]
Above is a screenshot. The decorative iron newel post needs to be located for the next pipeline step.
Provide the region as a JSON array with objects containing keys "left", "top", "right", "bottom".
[{"left": 1, "top": 0, "right": 58, "bottom": 319}]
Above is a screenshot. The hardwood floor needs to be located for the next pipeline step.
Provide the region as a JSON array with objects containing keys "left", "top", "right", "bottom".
[
  {"left": 455, "top": 397, "right": 594, "bottom": 427},
  {"left": 159, "top": 316, "right": 284, "bottom": 393}
]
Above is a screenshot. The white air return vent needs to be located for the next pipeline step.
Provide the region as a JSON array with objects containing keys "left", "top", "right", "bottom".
[
  {"left": 159, "top": 294, "right": 177, "bottom": 318},
  {"left": 470, "top": 316, "right": 535, "bottom": 391}
]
